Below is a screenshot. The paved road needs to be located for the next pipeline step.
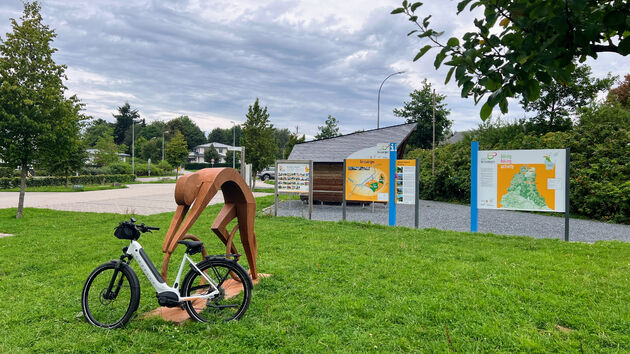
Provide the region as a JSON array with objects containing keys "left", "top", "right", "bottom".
[
  {"left": 0, "top": 184, "right": 271, "bottom": 215},
  {"left": 275, "top": 200, "right": 630, "bottom": 242}
]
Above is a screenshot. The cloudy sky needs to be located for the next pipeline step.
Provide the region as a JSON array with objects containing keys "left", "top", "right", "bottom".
[{"left": 0, "top": 1, "right": 626, "bottom": 139}]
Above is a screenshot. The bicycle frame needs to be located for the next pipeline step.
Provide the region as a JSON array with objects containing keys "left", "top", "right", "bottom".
[{"left": 126, "top": 240, "right": 219, "bottom": 302}]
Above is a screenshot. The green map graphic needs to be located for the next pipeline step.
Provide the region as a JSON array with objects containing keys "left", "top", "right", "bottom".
[
  {"left": 500, "top": 166, "right": 550, "bottom": 210},
  {"left": 366, "top": 174, "right": 385, "bottom": 192}
]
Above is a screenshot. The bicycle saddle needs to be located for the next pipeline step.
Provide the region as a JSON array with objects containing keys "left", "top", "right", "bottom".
[{"left": 177, "top": 240, "right": 204, "bottom": 255}]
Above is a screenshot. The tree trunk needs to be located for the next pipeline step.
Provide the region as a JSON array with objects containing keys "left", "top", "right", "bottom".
[
  {"left": 16, "top": 162, "right": 27, "bottom": 218},
  {"left": 65, "top": 171, "right": 69, "bottom": 188}
]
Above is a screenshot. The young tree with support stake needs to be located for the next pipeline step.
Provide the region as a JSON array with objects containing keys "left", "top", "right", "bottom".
[
  {"left": 241, "top": 98, "right": 277, "bottom": 186},
  {"left": 0, "top": 1, "right": 83, "bottom": 218}
]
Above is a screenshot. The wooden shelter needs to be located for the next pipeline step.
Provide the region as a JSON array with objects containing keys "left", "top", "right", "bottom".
[{"left": 287, "top": 123, "right": 417, "bottom": 202}]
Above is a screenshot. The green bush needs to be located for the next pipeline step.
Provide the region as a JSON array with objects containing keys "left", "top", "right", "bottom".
[
  {"left": 0, "top": 167, "right": 14, "bottom": 178},
  {"left": 106, "top": 163, "right": 132, "bottom": 175},
  {"left": 132, "top": 163, "right": 164, "bottom": 176},
  {"left": 156, "top": 160, "right": 173, "bottom": 172},
  {"left": 407, "top": 103, "right": 630, "bottom": 223},
  {"left": 0, "top": 174, "right": 136, "bottom": 189},
  {"left": 81, "top": 167, "right": 109, "bottom": 175}
]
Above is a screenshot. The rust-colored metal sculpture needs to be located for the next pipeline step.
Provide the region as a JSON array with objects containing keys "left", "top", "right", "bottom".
[{"left": 160, "top": 168, "right": 258, "bottom": 282}]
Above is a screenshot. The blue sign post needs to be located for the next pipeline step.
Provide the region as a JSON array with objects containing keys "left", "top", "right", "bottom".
[
  {"left": 389, "top": 142, "right": 397, "bottom": 226},
  {"left": 470, "top": 141, "right": 479, "bottom": 232}
]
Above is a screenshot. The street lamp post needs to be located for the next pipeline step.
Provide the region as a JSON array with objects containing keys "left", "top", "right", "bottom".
[
  {"left": 162, "top": 130, "right": 169, "bottom": 161},
  {"left": 231, "top": 121, "right": 236, "bottom": 169},
  {"left": 132, "top": 119, "right": 135, "bottom": 175},
  {"left": 377, "top": 71, "right": 405, "bottom": 129}
]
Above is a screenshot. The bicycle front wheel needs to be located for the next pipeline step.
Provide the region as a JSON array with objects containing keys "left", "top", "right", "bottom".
[
  {"left": 181, "top": 257, "right": 252, "bottom": 322},
  {"left": 81, "top": 261, "right": 140, "bottom": 329}
]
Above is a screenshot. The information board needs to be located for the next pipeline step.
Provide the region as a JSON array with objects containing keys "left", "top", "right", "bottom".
[
  {"left": 277, "top": 162, "right": 310, "bottom": 194},
  {"left": 395, "top": 159, "right": 417, "bottom": 204},
  {"left": 477, "top": 149, "right": 567, "bottom": 212},
  {"left": 345, "top": 159, "right": 389, "bottom": 202}
]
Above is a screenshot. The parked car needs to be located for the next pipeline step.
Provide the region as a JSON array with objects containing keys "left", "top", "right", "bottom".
[{"left": 257, "top": 167, "right": 275, "bottom": 181}]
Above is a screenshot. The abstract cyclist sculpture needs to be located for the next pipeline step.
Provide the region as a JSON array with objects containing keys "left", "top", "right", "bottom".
[{"left": 160, "top": 168, "right": 259, "bottom": 282}]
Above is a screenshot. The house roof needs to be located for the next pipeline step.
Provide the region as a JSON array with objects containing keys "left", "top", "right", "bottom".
[
  {"left": 288, "top": 123, "right": 417, "bottom": 162},
  {"left": 444, "top": 131, "right": 467, "bottom": 144}
]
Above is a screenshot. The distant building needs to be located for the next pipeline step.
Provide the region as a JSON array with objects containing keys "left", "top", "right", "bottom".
[
  {"left": 288, "top": 123, "right": 417, "bottom": 202},
  {"left": 86, "top": 149, "right": 130, "bottom": 164},
  {"left": 444, "top": 131, "right": 467, "bottom": 145},
  {"left": 189, "top": 142, "right": 233, "bottom": 163}
]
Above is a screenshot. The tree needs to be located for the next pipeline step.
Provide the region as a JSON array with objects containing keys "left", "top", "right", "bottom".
[
  {"left": 40, "top": 96, "right": 88, "bottom": 187},
  {"left": 93, "top": 135, "right": 120, "bottom": 166},
  {"left": 0, "top": 1, "right": 73, "bottom": 218},
  {"left": 521, "top": 64, "right": 615, "bottom": 132},
  {"left": 112, "top": 102, "right": 139, "bottom": 145},
  {"left": 139, "top": 137, "right": 162, "bottom": 162},
  {"left": 208, "top": 126, "right": 241, "bottom": 146},
  {"left": 165, "top": 130, "right": 189, "bottom": 167},
  {"left": 123, "top": 117, "right": 145, "bottom": 153},
  {"left": 392, "top": 1, "right": 630, "bottom": 120},
  {"left": 607, "top": 74, "right": 630, "bottom": 108},
  {"left": 204, "top": 144, "right": 221, "bottom": 163},
  {"left": 284, "top": 133, "right": 305, "bottom": 159},
  {"left": 165, "top": 115, "right": 205, "bottom": 150},
  {"left": 139, "top": 120, "right": 166, "bottom": 141},
  {"left": 84, "top": 118, "right": 114, "bottom": 147},
  {"left": 274, "top": 128, "right": 292, "bottom": 158},
  {"left": 225, "top": 150, "right": 241, "bottom": 166},
  {"left": 241, "top": 98, "right": 277, "bottom": 181},
  {"left": 393, "top": 80, "right": 452, "bottom": 149},
  {"left": 133, "top": 136, "right": 148, "bottom": 160},
  {"left": 315, "top": 115, "right": 341, "bottom": 140}
]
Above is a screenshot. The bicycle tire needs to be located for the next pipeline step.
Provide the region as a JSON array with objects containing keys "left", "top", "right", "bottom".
[
  {"left": 81, "top": 261, "right": 140, "bottom": 329},
  {"left": 181, "top": 257, "right": 252, "bottom": 322}
]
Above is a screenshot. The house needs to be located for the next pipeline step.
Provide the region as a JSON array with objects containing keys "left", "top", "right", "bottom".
[
  {"left": 287, "top": 123, "right": 417, "bottom": 202},
  {"left": 86, "top": 149, "right": 130, "bottom": 164},
  {"left": 188, "top": 142, "right": 233, "bottom": 163}
]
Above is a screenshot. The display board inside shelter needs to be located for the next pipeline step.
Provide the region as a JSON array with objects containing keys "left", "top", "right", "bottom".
[
  {"left": 277, "top": 162, "right": 310, "bottom": 193},
  {"left": 345, "top": 159, "right": 389, "bottom": 201},
  {"left": 477, "top": 149, "right": 566, "bottom": 212},
  {"left": 395, "top": 160, "right": 416, "bottom": 204}
]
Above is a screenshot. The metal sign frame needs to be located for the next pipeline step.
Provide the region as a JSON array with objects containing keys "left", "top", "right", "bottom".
[
  {"left": 470, "top": 142, "right": 571, "bottom": 241},
  {"left": 274, "top": 160, "right": 313, "bottom": 220}
]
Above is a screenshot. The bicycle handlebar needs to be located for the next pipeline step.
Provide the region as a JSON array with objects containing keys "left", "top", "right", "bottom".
[{"left": 124, "top": 218, "right": 160, "bottom": 233}]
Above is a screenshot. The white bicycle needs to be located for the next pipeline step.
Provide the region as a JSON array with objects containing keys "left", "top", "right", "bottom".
[{"left": 81, "top": 218, "right": 252, "bottom": 329}]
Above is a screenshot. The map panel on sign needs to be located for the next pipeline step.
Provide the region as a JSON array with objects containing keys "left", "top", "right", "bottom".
[
  {"left": 477, "top": 149, "right": 566, "bottom": 212},
  {"left": 345, "top": 159, "right": 389, "bottom": 202}
]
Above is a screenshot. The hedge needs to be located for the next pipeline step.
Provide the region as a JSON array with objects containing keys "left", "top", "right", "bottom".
[
  {"left": 185, "top": 162, "right": 241, "bottom": 170},
  {"left": 0, "top": 174, "right": 136, "bottom": 189}
]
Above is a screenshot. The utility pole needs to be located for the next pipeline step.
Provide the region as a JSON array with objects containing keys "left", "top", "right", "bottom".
[
  {"left": 231, "top": 121, "right": 236, "bottom": 169},
  {"left": 432, "top": 89, "right": 436, "bottom": 176},
  {"left": 132, "top": 119, "right": 135, "bottom": 175}
]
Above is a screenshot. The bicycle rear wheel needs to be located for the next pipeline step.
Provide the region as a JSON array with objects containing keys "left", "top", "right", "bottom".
[
  {"left": 81, "top": 261, "right": 140, "bottom": 329},
  {"left": 181, "top": 257, "right": 252, "bottom": 322}
]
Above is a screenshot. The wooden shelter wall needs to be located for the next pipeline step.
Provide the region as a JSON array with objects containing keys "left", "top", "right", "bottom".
[{"left": 310, "top": 162, "right": 343, "bottom": 202}]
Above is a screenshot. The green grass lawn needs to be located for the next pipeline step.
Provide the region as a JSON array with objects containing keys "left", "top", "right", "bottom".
[
  {"left": 0, "top": 202, "right": 628, "bottom": 351},
  {"left": 0, "top": 184, "right": 127, "bottom": 192}
]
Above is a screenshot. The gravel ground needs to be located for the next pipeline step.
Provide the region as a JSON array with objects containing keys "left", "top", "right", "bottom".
[{"left": 275, "top": 199, "right": 630, "bottom": 242}]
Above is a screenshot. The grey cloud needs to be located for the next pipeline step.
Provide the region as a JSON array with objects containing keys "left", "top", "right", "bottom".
[{"left": 1, "top": 0, "right": 624, "bottom": 138}]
